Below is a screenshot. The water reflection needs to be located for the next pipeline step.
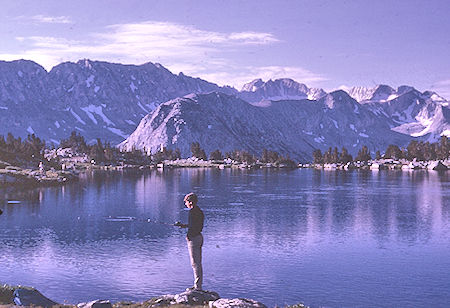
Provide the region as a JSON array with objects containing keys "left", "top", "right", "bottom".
[{"left": 0, "top": 169, "right": 449, "bottom": 307}]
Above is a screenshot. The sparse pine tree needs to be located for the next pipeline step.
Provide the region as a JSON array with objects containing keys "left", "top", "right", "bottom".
[
  {"left": 313, "top": 149, "right": 323, "bottom": 164},
  {"left": 356, "top": 145, "right": 371, "bottom": 162},
  {"left": 191, "top": 142, "right": 207, "bottom": 160},
  {"left": 332, "top": 147, "right": 340, "bottom": 163},
  {"left": 340, "top": 147, "right": 352, "bottom": 164},
  {"left": 173, "top": 148, "right": 181, "bottom": 160},
  {"left": 209, "top": 149, "right": 223, "bottom": 161},
  {"left": 438, "top": 136, "right": 449, "bottom": 159},
  {"left": 323, "top": 147, "right": 332, "bottom": 164},
  {"left": 385, "top": 144, "right": 402, "bottom": 160},
  {"left": 375, "top": 150, "right": 381, "bottom": 160}
]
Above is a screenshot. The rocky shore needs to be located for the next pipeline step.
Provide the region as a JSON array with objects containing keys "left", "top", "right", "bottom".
[
  {"left": 0, "top": 285, "right": 304, "bottom": 308},
  {"left": 2, "top": 155, "right": 447, "bottom": 189},
  {"left": 305, "top": 158, "right": 450, "bottom": 171},
  {"left": 0, "top": 164, "right": 78, "bottom": 187}
]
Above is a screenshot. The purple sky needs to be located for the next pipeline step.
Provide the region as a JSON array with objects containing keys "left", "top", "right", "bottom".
[{"left": 1, "top": 0, "right": 449, "bottom": 97}]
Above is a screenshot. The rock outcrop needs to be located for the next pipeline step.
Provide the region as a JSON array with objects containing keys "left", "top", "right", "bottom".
[
  {"left": 0, "top": 285, "right": 270, "bottom": 308},
  {"left": 12, "top": 287, "right": 58, "bottom": 308},
  {"left": 150, "top": 289, "right": 220, "bottom": 306},
  {"left": 210, "top": 298, "right": 267, "bottom": 308},
  {"left": 77, "top": 299, "right": 113, "bottom": 308}
]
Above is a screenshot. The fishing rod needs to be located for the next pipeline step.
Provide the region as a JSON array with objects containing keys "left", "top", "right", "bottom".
[{"left": 104, "top": 215, "right": 187, "bottom": 227}]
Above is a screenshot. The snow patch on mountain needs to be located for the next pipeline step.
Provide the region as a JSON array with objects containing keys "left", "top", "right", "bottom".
[
  {"left": 80, "top": 105, "right": 114, "bottom": 126},
  {"left": 85, "top": 75, "right": 95, "bottom": 88},
  {"left": 70, "top": 109, "right": 86, "bottom": 125},
  {"left": 107, "top": 127, "right": 128, "bottom": 138}
]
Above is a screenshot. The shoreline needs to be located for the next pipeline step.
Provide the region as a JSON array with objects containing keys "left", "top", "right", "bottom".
[
  {"left": 1, "top": 157, "right": 448, "bottom": 189},
  {"left": 0, "top": 284, "right": 301, "bottom": 308}
]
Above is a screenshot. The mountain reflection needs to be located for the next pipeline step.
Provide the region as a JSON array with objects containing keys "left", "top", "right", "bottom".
[
  {"left": 0, "top": 169, "right": 449, "bottom": 307},
  {"left": 1, "top": 169, "right": 448, "bottom": 247}
]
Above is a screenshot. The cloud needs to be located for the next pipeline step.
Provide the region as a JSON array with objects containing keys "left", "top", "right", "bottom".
[
  {"left": 15, "top": 15, "right": 73, "bottom": 24},
  {"left": 4, "top": 20, "right": 324, "bottom": 88},
  {"left": 32, "top": 15, "right": 72, "bottom": 24},
  {"left": 228, "top": 32, "right": 280, "bottom": 44}
]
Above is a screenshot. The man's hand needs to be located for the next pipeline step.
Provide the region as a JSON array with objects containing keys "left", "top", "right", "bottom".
[{"left": 174, "top": 221, "right": 188, "bottom": 228}]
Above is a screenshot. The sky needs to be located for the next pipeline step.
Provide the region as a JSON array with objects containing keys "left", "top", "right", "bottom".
[{"left": 1, "top": 0, "right": 449, "bottom": 98}]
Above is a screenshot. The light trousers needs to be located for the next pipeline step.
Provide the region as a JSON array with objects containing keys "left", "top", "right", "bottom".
[{"left": 187, "top": 233, "right": 203, "bottom": 289}]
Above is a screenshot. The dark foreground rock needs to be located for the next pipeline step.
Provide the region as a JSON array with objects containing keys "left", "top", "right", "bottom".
[
  {"left": 0, "top": 285, "right": 271, "bottom": 308},
  {"left": 12, "top": 287, "right": 58, "bottom": 307}
]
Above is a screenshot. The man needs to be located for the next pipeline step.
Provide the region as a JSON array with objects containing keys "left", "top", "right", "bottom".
[{"left": 180, "top": 192, "right": 204, "bottom": 291}]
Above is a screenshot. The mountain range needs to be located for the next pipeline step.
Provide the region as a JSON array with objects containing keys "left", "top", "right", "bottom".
[
  {"left": 0, "top": 59, "right": 448, "bottom": 161},
  {"left": 0, "top": 59, "right": 234, "bottom": 145}
]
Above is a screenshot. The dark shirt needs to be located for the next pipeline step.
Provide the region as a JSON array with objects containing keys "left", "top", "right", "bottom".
[{"left": 187, "top": 206, "right": 204, "bottom": 240}]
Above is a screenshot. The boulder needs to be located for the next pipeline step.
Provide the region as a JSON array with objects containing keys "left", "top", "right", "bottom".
[
  {"left": 148, "top": 294, "right": 177, "bottom": 306},
  {"left": 77, "top": 299, "right": 113, "bottom": 308},
  {"left": 149, "top": 290, "right": 220, "bottom": 306},
  {"left": 210, "top": 298, "right": 267, "bottom": 308},
  {"left": 13, "top": 287, "right": 58, "bottom": 307},
  {"left": 429, "top": 161, "right": 449, "bottom": 171}
]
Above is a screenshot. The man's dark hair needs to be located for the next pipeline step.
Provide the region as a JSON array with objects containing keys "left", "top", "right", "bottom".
[{"left": 184, "top": 193, "right": 198, "bottom": 204}]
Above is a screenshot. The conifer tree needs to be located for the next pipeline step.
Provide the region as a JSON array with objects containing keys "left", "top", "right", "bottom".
[
  {"left": 313, "top": 149, "right": 323, "bottom": 164},
  {"left": 375, "top": 150, "right": 381, "bottom": 160},
  {"left": 385, "top": 144, "right": 402, "bottom": 160},
  {"left": 209, "top": 149, "right": 223, "bottom": 161},
  {"left": 356, "top": 145, "right": 371, "bottom": 162},
  {"left": 340, "top": 147, "right": 352, "bottom": 164},
  {"left": 190, "top": 142, "right": 207, "bottom": 160},
  {"left": 437, "top": 136, "right": 449, "bottom": 159}
]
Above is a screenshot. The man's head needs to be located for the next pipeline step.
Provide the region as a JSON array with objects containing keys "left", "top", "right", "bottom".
[{"left": 184, "top": 193, "right": 198, "bottom": 209}]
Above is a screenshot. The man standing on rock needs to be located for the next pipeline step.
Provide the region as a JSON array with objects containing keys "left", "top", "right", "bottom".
[{"left": 179, "top": 192, "right": 204, "bottom": 291}]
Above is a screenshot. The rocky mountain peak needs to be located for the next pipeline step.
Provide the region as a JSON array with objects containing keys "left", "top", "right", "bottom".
[
  {"left": 238, "top": 78, "right": 325, "bottom": 103},
  {"left": 397, "top": 85, "right": 415, "bottom": 95},
  {"left": 321, "top": 90, "right": 357, "bottom": 110},
  {"left": 241, "top": 78, "right": 265, "bottom": 92},
  {"left": 370, "top": 84, "right": 396, "bottom": 101}
]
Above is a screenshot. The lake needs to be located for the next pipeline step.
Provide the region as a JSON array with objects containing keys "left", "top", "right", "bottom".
[{"left": 1, "top": 168, "right": 449, "bottom": 308}]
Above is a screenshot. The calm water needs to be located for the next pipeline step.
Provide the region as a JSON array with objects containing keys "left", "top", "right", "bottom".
[{"left": 0, "top": 168, "right": 449, "bottom": 308}]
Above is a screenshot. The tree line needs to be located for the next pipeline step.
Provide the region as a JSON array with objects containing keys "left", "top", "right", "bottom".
[
  {"left": 188, "top": 142, "right": 297, "bottom": 167},
  {"left": 59, "top": 131, "right": 151, "bottom": 165},
  {"left": 0, "top": 133, "right": 47, "bottom": 167},
  {"left": 312, "top": 136, "right": 449, "bottom": 164},
  {"left": 1, "top": 131, "right": 448, "bottom": 168}
]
